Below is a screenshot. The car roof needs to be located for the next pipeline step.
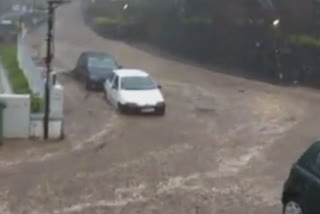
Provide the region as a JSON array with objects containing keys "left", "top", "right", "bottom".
[
  {"left": 305, "top": 141, "right": 320, "bottom": 154},
  {"left": 312, "top": 141, "right": 320, "bottom": 149},
  {"left": 297, "top": 141, "right": 320, "bottom": 167},
  {"left": 114, "top": 69, "right": 149, "bottom": 77}
]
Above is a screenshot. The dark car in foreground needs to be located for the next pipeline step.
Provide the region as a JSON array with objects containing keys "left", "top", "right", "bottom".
[
  {"left": 282, "top": 141, "right": 320, "bottom": 214},
  {"left": 74, "top": 52, "right": 121, "bottom": 90}
]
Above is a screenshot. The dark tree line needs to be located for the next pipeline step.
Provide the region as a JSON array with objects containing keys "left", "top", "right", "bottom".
[{"left": 85, "top": 0, "right": 320, "bottom": 86}]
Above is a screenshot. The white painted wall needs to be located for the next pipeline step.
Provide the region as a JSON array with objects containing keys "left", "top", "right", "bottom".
[
  {"left": 50, "top": 84, "right": 64, "bottom": 119},
  {"left": 17, "top": 34, "right": 44, "bottom": 97},
  {"left": 0, "top": 84, "right": 64, "bottom": 140},
  {"left": 0, "top": 94, "right": 30, "bottom": 139},
  {"left": 29, "top": 84, "right": 64, "bottom": 140},
  {"left": 30, "top": 118, "right": 63, "bottom": 139}
]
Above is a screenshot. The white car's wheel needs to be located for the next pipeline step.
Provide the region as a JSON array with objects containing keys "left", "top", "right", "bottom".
[
  {"left": 284, "top": 200, "right": 303, "bottom": 214},
  {"left": 117, "top": 102, "right": 124, "bottom": 113}
]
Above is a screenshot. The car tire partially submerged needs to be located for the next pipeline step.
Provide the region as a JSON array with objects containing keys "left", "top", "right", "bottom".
[
  {"left": 283, "top": 198, "right": 304, "bottom": 214},
  {"left": 156, "top": 105, "right": 166, "bottom": 116}
]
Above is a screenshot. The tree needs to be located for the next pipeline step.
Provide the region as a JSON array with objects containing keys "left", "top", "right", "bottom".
[{"left": 279, "top": 0, "right": 313, "bottom": 32}]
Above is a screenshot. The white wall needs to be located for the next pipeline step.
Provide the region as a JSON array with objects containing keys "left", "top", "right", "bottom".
[
  {"left": 30, "top": 117, "right": 63, "bottom": 139},
  {"left": 29, "top": 84, "right": 64, "bottom": 139},
  {"left": 0, "top": 84, "right": 64, "bottom": 140},
  {"left": 0, "top": 94, "right": 30, "bottom": 139},
  {"left": 17, "top": 34, "right": 44, "bottom": 97},
  {"left": 50, "top": 84, "right": 64, "bottom": 119}
]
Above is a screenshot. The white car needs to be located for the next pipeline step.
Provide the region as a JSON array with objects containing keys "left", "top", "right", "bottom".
[{"left": 103, "top": 69, "right": 166, "bottom": 115}]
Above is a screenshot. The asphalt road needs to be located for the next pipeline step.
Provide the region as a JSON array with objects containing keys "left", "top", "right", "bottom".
[{"left": 1, "top": 1, "right": 320, "bottom": 214}]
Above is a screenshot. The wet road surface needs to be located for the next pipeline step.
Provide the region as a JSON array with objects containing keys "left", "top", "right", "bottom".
[{"left": 1, "top": 1, "right": 320, "bottom": 213}]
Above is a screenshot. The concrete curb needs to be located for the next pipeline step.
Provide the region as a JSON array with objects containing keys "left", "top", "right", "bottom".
[{"left": 0, "top": 60, "right": 13, "bottom": 94}]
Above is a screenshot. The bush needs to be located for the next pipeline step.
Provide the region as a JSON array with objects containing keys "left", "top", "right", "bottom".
[
  {"left": 289, "top": 34, "right": 320, "bottom": 49},
  {"left": 31, "top": 93, "right": 43, "bottom": 113},
  {"left": 181, "top": 16, "right": 212, "bottom": 25},
  {"left": 94, "top": 17, "right": 122, "bottom": 25},
  {"left": 92, "top": 16, "right": 135, "bottom": 38},
  {"left": 94, "top": 16, "right": 133, "bottom": 26}
]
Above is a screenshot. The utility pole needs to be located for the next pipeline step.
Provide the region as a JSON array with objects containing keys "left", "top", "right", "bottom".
[{"left": 44, "top": 0, "right": 69, "bottom": 139}]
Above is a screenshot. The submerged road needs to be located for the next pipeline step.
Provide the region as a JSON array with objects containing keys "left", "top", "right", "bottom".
[{"left": 0, "top": 1, "right": 320, "bottom": 213}]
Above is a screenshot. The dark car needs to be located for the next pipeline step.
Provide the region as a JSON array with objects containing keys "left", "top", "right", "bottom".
[
  {"left": 282, "top": 141, "right": 320, "bottom": 214},
  {"left": 74, "top": 52, "right": 121, "bottom": 90}
]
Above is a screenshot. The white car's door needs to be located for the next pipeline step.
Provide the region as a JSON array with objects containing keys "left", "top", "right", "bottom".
[
  {"left": 110, "top": 75, "right": 120, "bottom": 107},
  {"left": 104, "top": 72, "right": 115, "bottom": 100}
]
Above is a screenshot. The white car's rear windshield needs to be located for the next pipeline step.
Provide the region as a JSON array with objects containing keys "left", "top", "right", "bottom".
[{"left": 121, "top": 76, "right": 157, "bottom": 90}]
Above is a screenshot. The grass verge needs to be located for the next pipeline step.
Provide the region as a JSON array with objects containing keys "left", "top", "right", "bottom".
[
  {"left": 0, "top": 43, "right": 30, "bottom": 94},
  {"left": 0, "top": 43, "right": 43, "bottom": 112}
]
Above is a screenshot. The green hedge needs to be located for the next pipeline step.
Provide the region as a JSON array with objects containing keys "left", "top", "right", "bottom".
[
  {"left": 289, "top": 34, "right": 320, "bottom": 49},
  {"left": 94, "top": 17, "right": 122, "bottom": 25},
  {"left": 93, "top": 16, "right": 134, "bottom": 26},
  {"left": 0, "top": 44, "right": 43, "bottom": 113},
  {"left": 31, "top": 93, "right": 43, "bottom": 113},
  {"left": 181, "top": 16, "right": 212, "bottom": 25}
]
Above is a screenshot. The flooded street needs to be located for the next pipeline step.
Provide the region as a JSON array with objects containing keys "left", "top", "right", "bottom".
[{"left": 0, "top": 1, "right": 320, "bottom": 213}]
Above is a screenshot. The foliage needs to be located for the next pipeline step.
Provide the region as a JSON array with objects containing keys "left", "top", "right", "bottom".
[
  {"left": 31, "top": 93, "right": 43, "bottom": 113},
  {"left": 183, "top": 0, "right": 217, "bottom": 17},
  {"left": 289, "top": 34, "right": 320, "bottom": 48},
  {"left": 88, "top": 0, "right": 127, "bottom": 19},
  {"left": 181, "top": 16, "right": 213, "bottom": 25},
  {"left": 94, "top": 17, "right": 132, "bottom": 26}
]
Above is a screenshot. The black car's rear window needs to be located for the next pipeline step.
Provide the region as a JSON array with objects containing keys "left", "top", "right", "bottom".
[{"left": 88, "top": 56, "right": 117, "bottom": 69}]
